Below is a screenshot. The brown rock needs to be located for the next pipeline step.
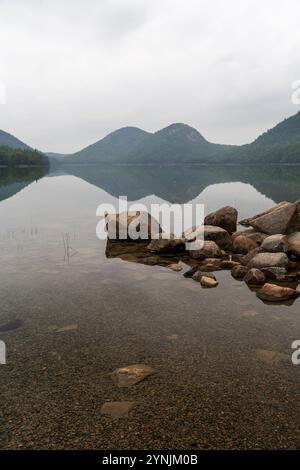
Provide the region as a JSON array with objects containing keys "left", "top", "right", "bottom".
[
  {"left": 232, "top": 229, "right": 267, "bottom": 244},
  {"left": 192, "top": 271, "right": 216, "bottom": 282},
  {"left": 167, "top": 263, "right": 182, "bottom": 272},
  {"left": 231, "top": 265, "right": 249, "bottom": 280},
  {"left": 189, "top": 240, "right": 221, "bottom": 259},
  {"left": 257, "top": 283, "right": 299, "bottom": 302},
  {"left": 147, "top": 237, "right": 184, "bottom": 253},
  {"left": 261, "top": 234, "right": 286, "bottom": 252},
  {"left": 204, "top": 206, "right": 238, "bottom": 234},
  {"left": 244, "top": 268, "right": 266, "bottom": 286},
  {"left": 233, "top": 235, "right": 258, "bottom": 254},
  {"left": 285, "top": 232, "right": 300, "bottom": 258},
  {"left": 110, "top": 364, "right": 155, "bottom": 387},
  {"left": 200, "top": 276, "right": 219, "bottom": 288},
  {"left": 239, "top": 202, "right": 297, "bottom": 235},
  {"left": 106, "top": 211, "right": 161, "bottom": 241},
  {"left": 220, "top": 259, "right": 240, "bottom": 269},
  {"left": 184, "top": 225, "right": 232, "bottom": 250},
  {"left": 101, "top": 401, "right": 135, "bottom": 418}
]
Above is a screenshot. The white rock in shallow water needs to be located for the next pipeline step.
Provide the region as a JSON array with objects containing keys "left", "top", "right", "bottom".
[
  {"left": 200, "top": 276, "right": 218, "bottom": 288},
  {"left": 110, "top": 364, "right": 155, "bottom": 387}
]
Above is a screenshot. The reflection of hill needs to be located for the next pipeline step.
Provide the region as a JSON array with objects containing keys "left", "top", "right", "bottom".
[
  {"left": 61, "top": 164, "right": 300, "bottom": 204},
  {"left": 0, "top": 167, "right": 48, "bottom": 202}
]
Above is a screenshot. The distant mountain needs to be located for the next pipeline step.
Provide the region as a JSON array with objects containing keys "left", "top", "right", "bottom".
[
  {"left": 254, "top": 111, "right": 300, "bottom": 146},
  {"left": 61, "top": 123, "right": 232, "bottom": 164},
  {"left": 0, "top": 129, "right": 30, "bottom": 149}
]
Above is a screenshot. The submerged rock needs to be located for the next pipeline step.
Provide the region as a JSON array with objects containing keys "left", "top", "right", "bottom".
[
  {"left": 233, "top": 235, "right": 258, "bottom": 254},
  {"left": 101, "top": 401, "right": 135, "bottom": 418},
  {"left": 183, "top": 266, "right": 199, "bottom": 278},
  {"left": 261, "top": 234, "right": 286, "bottom": 252},
  {"left": 248, "top": 252, "right": 289, "bottom": 269},
  {"left": 204, "top": 206, "right": 238, "bottom": 234},
  {"left": 167, "top": 263, "right": 183, "bottom": 272},
  {"left": 231, "top": 265, "right": 249, "bottom": 280},
  {"left": 239, "top": 201, "right": 297, "bottom": 235},
  {"left": 192, "top": 271, "right": 216, "bottom": 282},
  {"left": 244, "top": 268, "right": 266, "bottom": 286},
  {"left": 110, "top": 364, "right": 155, "bottom": 387},
  {"left": 257, "top": 283, "right": 299, "bottom": 302}
]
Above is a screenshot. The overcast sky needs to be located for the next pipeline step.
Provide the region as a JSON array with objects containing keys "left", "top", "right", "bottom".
[{"left": 0, "top": 0, "right": 300, "bottom": 153}]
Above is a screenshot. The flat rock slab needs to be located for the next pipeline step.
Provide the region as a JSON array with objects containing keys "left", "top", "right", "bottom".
[
  {"left": 110, "top": 364, "right": 155, "bottom": 387},
  {"left": 101, "top": 401, "right": 135, "bottom": 418},
  {"left": 256, "top": 349, "right": 289, "bottom": 364}
]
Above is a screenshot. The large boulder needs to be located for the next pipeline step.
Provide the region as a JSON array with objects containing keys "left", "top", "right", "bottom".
[
  {"left": 257, "top": 283, "right": 299, "bottom": 302},
  {"left": 239, "top": 201, "right": 297, "bottom": 235},
  {"left": 261, "top": 234, "right": 286, "bottom": 252},
  {"left": 232, "top": 235, "right": 258, "bottom": 254},
  {"left": 285, "top": 232, "right": 300, "bottom": 258},
  {"left": 204, "top": 206, "right": 238, "bottom": 234},
  {"left": 184, "top": 225, "right": 232, "bottom": 250},
  {"left": 288, "top": 200, "right": 300, "bottom": 233},
  {"left": 244, "top": 268, "right": 266, "bottom": 286},
  {"left": 106, "top": 211, "right": 161, "bottom": 241},
  {"left": 189, "top": 240, "right": 221, "bottom": 259},
  {"left": 248, "top": 252, "right": 290, "bottom": 269}
]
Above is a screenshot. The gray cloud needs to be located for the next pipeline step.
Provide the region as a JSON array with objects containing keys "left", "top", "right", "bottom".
[{"left": 0, "top": 0, "right": 300, "bottom": 152}]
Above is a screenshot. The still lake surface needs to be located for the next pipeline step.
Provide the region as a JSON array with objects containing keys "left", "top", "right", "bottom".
[{"left": 0, "top": 164, "right": 300, "bottom": 449}]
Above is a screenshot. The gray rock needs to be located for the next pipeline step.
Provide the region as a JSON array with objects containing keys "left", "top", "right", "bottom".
[
  {"left": 244, "top": 268, "right": 266, "bottom": 286},
  {"left": 248, "top": 252, "right": 289, "bottom": 269},
  {"left": 261, "top": 234, "right": 286, "bottom": 252},
  {"left": 184, "top": 225, "right": 232, "bottom": 250},
  {"left": 231, "top": 265, "right": 249, "bottom": 280},
  {"left": 189, "top": 240, "right": 221, "bottom": 259},
  {"left": 261, "top": 267, "right": 298, "bottom": 282},
  {"left": 232, "top": 235, "right": 258, "bottom": 254}
]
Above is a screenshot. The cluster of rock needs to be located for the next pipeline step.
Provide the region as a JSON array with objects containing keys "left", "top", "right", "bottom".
[{"left": 105, "top": 201, "right": 300, "bottom": 303}]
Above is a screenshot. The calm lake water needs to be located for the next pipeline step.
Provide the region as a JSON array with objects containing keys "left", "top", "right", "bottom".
[{"left": 0, "top": 164, "right": 300, "bottom": 450}]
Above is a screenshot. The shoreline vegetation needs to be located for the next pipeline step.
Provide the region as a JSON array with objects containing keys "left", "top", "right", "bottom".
[{"left": 0, "top": 146, "right": 49, "bottom": 168}]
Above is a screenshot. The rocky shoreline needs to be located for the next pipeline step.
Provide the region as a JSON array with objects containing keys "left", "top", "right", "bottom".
[{"left": 105, "top": 201, "right": 300, "bottom": 304}]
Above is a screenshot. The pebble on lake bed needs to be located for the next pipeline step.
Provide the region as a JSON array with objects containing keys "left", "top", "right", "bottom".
[
  {"left": 110, "top": 364, "right": 155, "bottom": 387},
  {"left": 54, "top": 324, "right": 78, "bottom": 333},
  {"left": 101, "top": 401, "right": 135, "bottom": 418},
  {"left": 256, "top": 348, "right": 289, "bottom": 364}
]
